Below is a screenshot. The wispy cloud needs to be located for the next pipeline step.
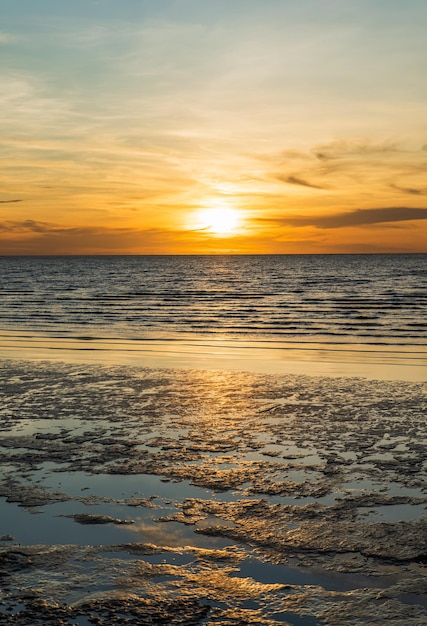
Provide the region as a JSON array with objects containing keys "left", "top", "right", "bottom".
[
  {"left": 258, "top": 139, "right": 427, "bottom": 216},
  {"left": 390, "top": 184, "right": 425, "bottom": 196},
  {"left": 0, "top": 73, "right": 74, "bottom": 135},
  {"left": 0, "top": 32, "right": 20, "bottom": 44},
  {"left": 0, "top": 221, "right": 196, "bottom": 254},
  {"left": 277, "top": 175, "right": 325, "bottom": 190},
  {"left": 0, "top": 199, "right": 22, "bottom": 204},
  {"left": 0, "top": 220, "right": 52, "bottom": 233},
  {"left": 265, "top": 207, "right": 427, "bottom": 229},
  {"left": 312, "top": 140, "right": 400, "bottom": 161}
]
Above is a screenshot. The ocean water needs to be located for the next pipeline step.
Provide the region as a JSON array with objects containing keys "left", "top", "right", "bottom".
[
  {"left": 0, "top": 254, "right": 425, "bottom": 346},
  {"left": 0, "top": 258, "right": 426, "bottom": 622}
]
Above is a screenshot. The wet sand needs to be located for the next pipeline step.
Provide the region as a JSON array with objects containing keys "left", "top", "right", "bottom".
[
  {"left": 0, "top": 356, "right": 426, "bottom": 625},
  {"left": 1, "top": 330, "right": 426, "bottom": 381}
]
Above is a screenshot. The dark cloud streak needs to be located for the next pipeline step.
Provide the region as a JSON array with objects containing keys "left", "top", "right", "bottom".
[
  {"left": 264, "top": 207, "right": 427, "bottom": 229},
  {"left": 277, "top": 175, "right": 325, "bottom": 190},
  {"left": 390, "top": 184, "right": 425, "bottom": 196},
  {"left": 312, "top": 140, "right": 399, "bottom": 161}
]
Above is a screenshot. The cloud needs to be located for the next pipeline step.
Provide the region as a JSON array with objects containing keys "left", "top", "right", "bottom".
[
  {"left": 0, "top": 199, "right": 22, "bottom": 204},
  {"left": 0, "top": 73, "right": 73, "bottom": 132},
  {"left": 266, "top": 207, "right": 427, "bottom": 229},
  {"left": 0, "top": 33, "right": 19, "bottom": 45},
  {"left": 0, "top": 219, "right": 53, "bottom": 233},
  {"left": 312, "top": 140, "right": 400, "bottom": 161},
  {"left": 0, "top": 220, "right": 159, "bottom": 237},
  {"left": 261, "top": 138, "right": 426, "bottom": 201},
  {"left": 390, "top": 184, "right": 425, "bottom": 196},
  {"left": 277, "top": 175, "right": 325, "bottom": 190},
  {"left": 0, "top": 221, "right": 196, "bottom": 255}
]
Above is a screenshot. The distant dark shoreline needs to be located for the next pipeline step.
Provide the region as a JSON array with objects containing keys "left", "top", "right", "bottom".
[{"left": 1, "top": 252, "right": 426, "bottom": 258}]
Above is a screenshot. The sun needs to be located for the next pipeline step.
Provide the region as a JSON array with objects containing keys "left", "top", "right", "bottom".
[{"left": 195, "top": 207, "right": 241, "bottom": 235}]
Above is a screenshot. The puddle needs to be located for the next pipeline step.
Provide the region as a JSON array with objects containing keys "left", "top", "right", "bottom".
[
  {"left": 360, "top": 504, "right": 426, "bottom": 522},
  {"left": 235, "top": 557, "right": 400, "bottom": 591}
]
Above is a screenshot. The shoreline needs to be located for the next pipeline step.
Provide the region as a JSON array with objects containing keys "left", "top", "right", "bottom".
[{"left": 1, "top": 330, "right": 426, "bottom": 381}]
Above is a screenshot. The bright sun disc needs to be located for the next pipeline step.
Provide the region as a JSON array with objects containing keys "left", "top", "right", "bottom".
[{"left": 196, "top": 207, "right": 240, "bottom": 235}]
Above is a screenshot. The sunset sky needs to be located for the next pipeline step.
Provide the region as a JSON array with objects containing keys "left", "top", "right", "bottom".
[{"left": 1, "top": 0, "right": 427, "bottom": 254}]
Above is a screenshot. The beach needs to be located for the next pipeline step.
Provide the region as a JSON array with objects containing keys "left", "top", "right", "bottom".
[
  {"left": 0, "top": 349, "right": 426, "bottom": 625},
  {"left": 0, "top": 254, "right": 426, "bottom": 624}
]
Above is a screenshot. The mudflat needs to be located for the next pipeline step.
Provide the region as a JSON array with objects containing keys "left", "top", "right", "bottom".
[{"left": 0, "top": 359, "right": 426, "bottom": 625}]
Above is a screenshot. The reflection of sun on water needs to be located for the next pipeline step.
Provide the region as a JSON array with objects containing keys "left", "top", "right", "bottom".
[{"left": 195, "top": 207, "right": 241, "bottom": 235}]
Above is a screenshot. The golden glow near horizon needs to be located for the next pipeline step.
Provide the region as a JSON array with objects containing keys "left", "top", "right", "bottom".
[
  {"left": 0, "top": 0, "right": 427, "bottom": 254},
  {"left": 194, "top": 205, "right": 242, "bottom": 236}
]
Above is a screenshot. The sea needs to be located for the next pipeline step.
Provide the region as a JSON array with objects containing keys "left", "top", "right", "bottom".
[{"left": 0, "top": 254, "right": 426, "bottom": 378}]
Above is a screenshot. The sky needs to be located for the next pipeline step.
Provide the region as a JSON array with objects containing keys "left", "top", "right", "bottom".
[{"left": 1, "top": 0, "right": 427, "bottom": 254}]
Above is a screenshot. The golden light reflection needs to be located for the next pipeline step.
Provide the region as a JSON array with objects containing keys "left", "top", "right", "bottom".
[{"left": 126, "top": 520, "right": 191, "bottom": 548}]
